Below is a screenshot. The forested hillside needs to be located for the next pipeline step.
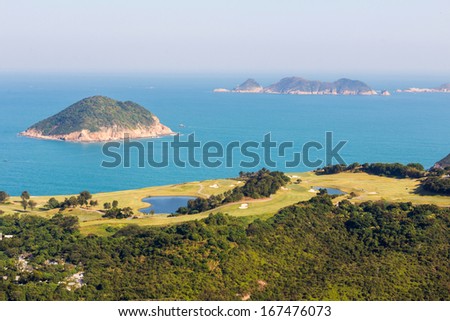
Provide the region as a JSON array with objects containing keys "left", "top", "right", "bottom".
[{"left": 1, "top": 195, "right": 448, "bottom": 301}]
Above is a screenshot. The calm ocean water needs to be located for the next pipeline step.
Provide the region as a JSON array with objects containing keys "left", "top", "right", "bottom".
[{"left": 0, "top": 74, "right": 449, "bottom": 196}]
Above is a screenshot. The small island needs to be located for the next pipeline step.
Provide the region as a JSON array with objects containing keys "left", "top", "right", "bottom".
[
  {"left": 20, "top": 96, "right": 174, "bottom": 142},
  {"left": 214, "top": 77, "right": 378, "bottom": 95},
  {"left": 397, "top": 83, "right": 450, "bottom": 93}
]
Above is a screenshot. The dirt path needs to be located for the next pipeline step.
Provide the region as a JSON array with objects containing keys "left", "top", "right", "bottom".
[
  {"left": 78, "top": 208, "right": 104, "bottom": 214},
  {"left": 197, "top": 184, "right": 210, "bottom": 198}
]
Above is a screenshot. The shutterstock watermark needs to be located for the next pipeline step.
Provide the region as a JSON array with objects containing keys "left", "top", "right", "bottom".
[{"left": 101, "top": 132, "right": 347, "bottom": 169}]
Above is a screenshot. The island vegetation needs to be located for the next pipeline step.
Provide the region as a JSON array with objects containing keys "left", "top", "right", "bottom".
[{"left": 20, "top": 96, "right": 173, "bottom": 142}]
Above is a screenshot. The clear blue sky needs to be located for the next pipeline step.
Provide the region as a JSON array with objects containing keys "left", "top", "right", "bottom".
[{"left": 0, "top": 0, "right": 449, "bottom": 74}]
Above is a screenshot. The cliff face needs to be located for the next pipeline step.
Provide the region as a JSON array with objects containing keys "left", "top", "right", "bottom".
[
  {"left": 20, "top": 96, "right": 174, "bottom": 142},
  {"left": 214, "top": 76, "right": 377, "bottom": 95}
]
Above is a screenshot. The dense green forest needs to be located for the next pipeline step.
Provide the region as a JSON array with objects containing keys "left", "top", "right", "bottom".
[{"left": 1, "top": 194, "right": 448, "bottom": 301}]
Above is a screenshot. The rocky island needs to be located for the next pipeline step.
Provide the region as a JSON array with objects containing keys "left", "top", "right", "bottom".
[
  {"left": 397, "top": 83, "right": 450, "bottom": 93},
  {"left": 213, "top": 78, "right": 263, "bottom": 93},
  {"left": 20, "top": 96, "right": 174, "bottom": 142},
  {"left": 214, "top": 77, "right": 378, "bottom": 95}
]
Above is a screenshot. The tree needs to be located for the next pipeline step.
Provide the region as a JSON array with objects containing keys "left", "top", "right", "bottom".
[
  {"left": 68, "top": 196, "right": 78, "bottom": 208},
  {"left": 21, "top": 191, "right": 30, "bottom": 201},
  {"left": 103, "top": 202, "right": 111, "bottom": 210},
  {"left": 20, "top": 199, "right": 28, "bottom": 210},
  {"left": 47, "top": 197, "right": 60, "bottom": 209},
  {"left": 112, "top": 200, "right": 119, "bottom": 208},
  {"left": 28, "top": 200, "right": 37, "bottom": 210},
  {"left": 77, "top": 190, "right": 92, "bottom": 207},
  {"left": 122, "top": 207, "right": 133, "bottom": 217},
  {"left": 0, "top": 191, "right": 9, "bottom": 203},
  {"left": 79, "top": 190, "right": 92, "bottom": 200},
  {"left": 102, "top": 206, "right": 133, "bottom": 219},
  {"left": 89, "top": 200, "right": 98, "bottom": 207}
]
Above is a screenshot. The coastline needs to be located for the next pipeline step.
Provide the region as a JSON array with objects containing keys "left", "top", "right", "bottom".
[
  {"left": 19, "top": 130, "right": 176, "bottom": 143},
  {"left": 19, "top": 116, "right": 175, "bottom": 143},
  {"left": 1, "top": 170, "right": 449, "bottom": 235}
]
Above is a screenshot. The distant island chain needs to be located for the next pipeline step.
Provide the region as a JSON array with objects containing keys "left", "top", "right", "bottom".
[{"left": 214, "top": 77, "right": 450, "bottom": 96}]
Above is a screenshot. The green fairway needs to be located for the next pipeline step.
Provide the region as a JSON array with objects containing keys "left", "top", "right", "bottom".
[{"left": 1, "top": 172, "right": 449, "bottom": 236}]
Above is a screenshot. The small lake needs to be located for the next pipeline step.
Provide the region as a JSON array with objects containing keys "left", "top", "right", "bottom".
[
  {"left": 140, "top": 196, "right": 196, "bottom": 214},
  {"left": 313, "top": 187, "right": 346, "bottom": 195}
]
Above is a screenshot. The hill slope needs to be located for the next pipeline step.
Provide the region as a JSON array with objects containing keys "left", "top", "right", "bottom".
[
  {"left": 0, "top": 196, "right": 448, "bottom": 300},
  {"left": 434, "top": 153, "right": 450, "bottom": 169},
  {"left": 21, "top": 96, "right": 173, "bottom": 142}
]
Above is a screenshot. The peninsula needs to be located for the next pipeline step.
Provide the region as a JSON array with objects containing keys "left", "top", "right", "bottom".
[
  {"left": 20, "top": 96, "right": 174, "bottom": 142},
  {"left": 214, "top": 77, "right": 378, "bottom": 95}
]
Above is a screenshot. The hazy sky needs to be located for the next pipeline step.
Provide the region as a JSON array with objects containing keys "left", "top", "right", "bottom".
[{"left": 1, "top": 0, "right": 449, "bottom": 74}]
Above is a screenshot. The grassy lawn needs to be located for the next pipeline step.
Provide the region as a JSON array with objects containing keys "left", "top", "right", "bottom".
[{"left": 1, "top": 172, "right": 449, "bottom": 236}]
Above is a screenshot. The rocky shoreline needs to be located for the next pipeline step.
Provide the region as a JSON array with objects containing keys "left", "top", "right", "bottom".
[{"left": 20, "top": 116, "right": 174, "bottom": 143}]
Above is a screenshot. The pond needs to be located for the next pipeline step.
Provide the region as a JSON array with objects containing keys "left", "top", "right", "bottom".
[
  {"left": 313, "top": 187, "right": 346, "bottom": 195},
  {"left": 139, "top": 196, "right": 196, "bottom": 214}
]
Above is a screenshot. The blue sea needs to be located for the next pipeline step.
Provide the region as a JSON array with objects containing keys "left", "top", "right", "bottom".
[{"left": 0, "top": 74, "right": 449, "bottom": 196}]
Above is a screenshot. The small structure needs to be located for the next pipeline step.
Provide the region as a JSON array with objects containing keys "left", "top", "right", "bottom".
[
  {"left": 0, "top": 232, "right": 14, "bottom": 241},
  {"left": 65, "top": 271, "right": 85, "bottom": 291}
]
